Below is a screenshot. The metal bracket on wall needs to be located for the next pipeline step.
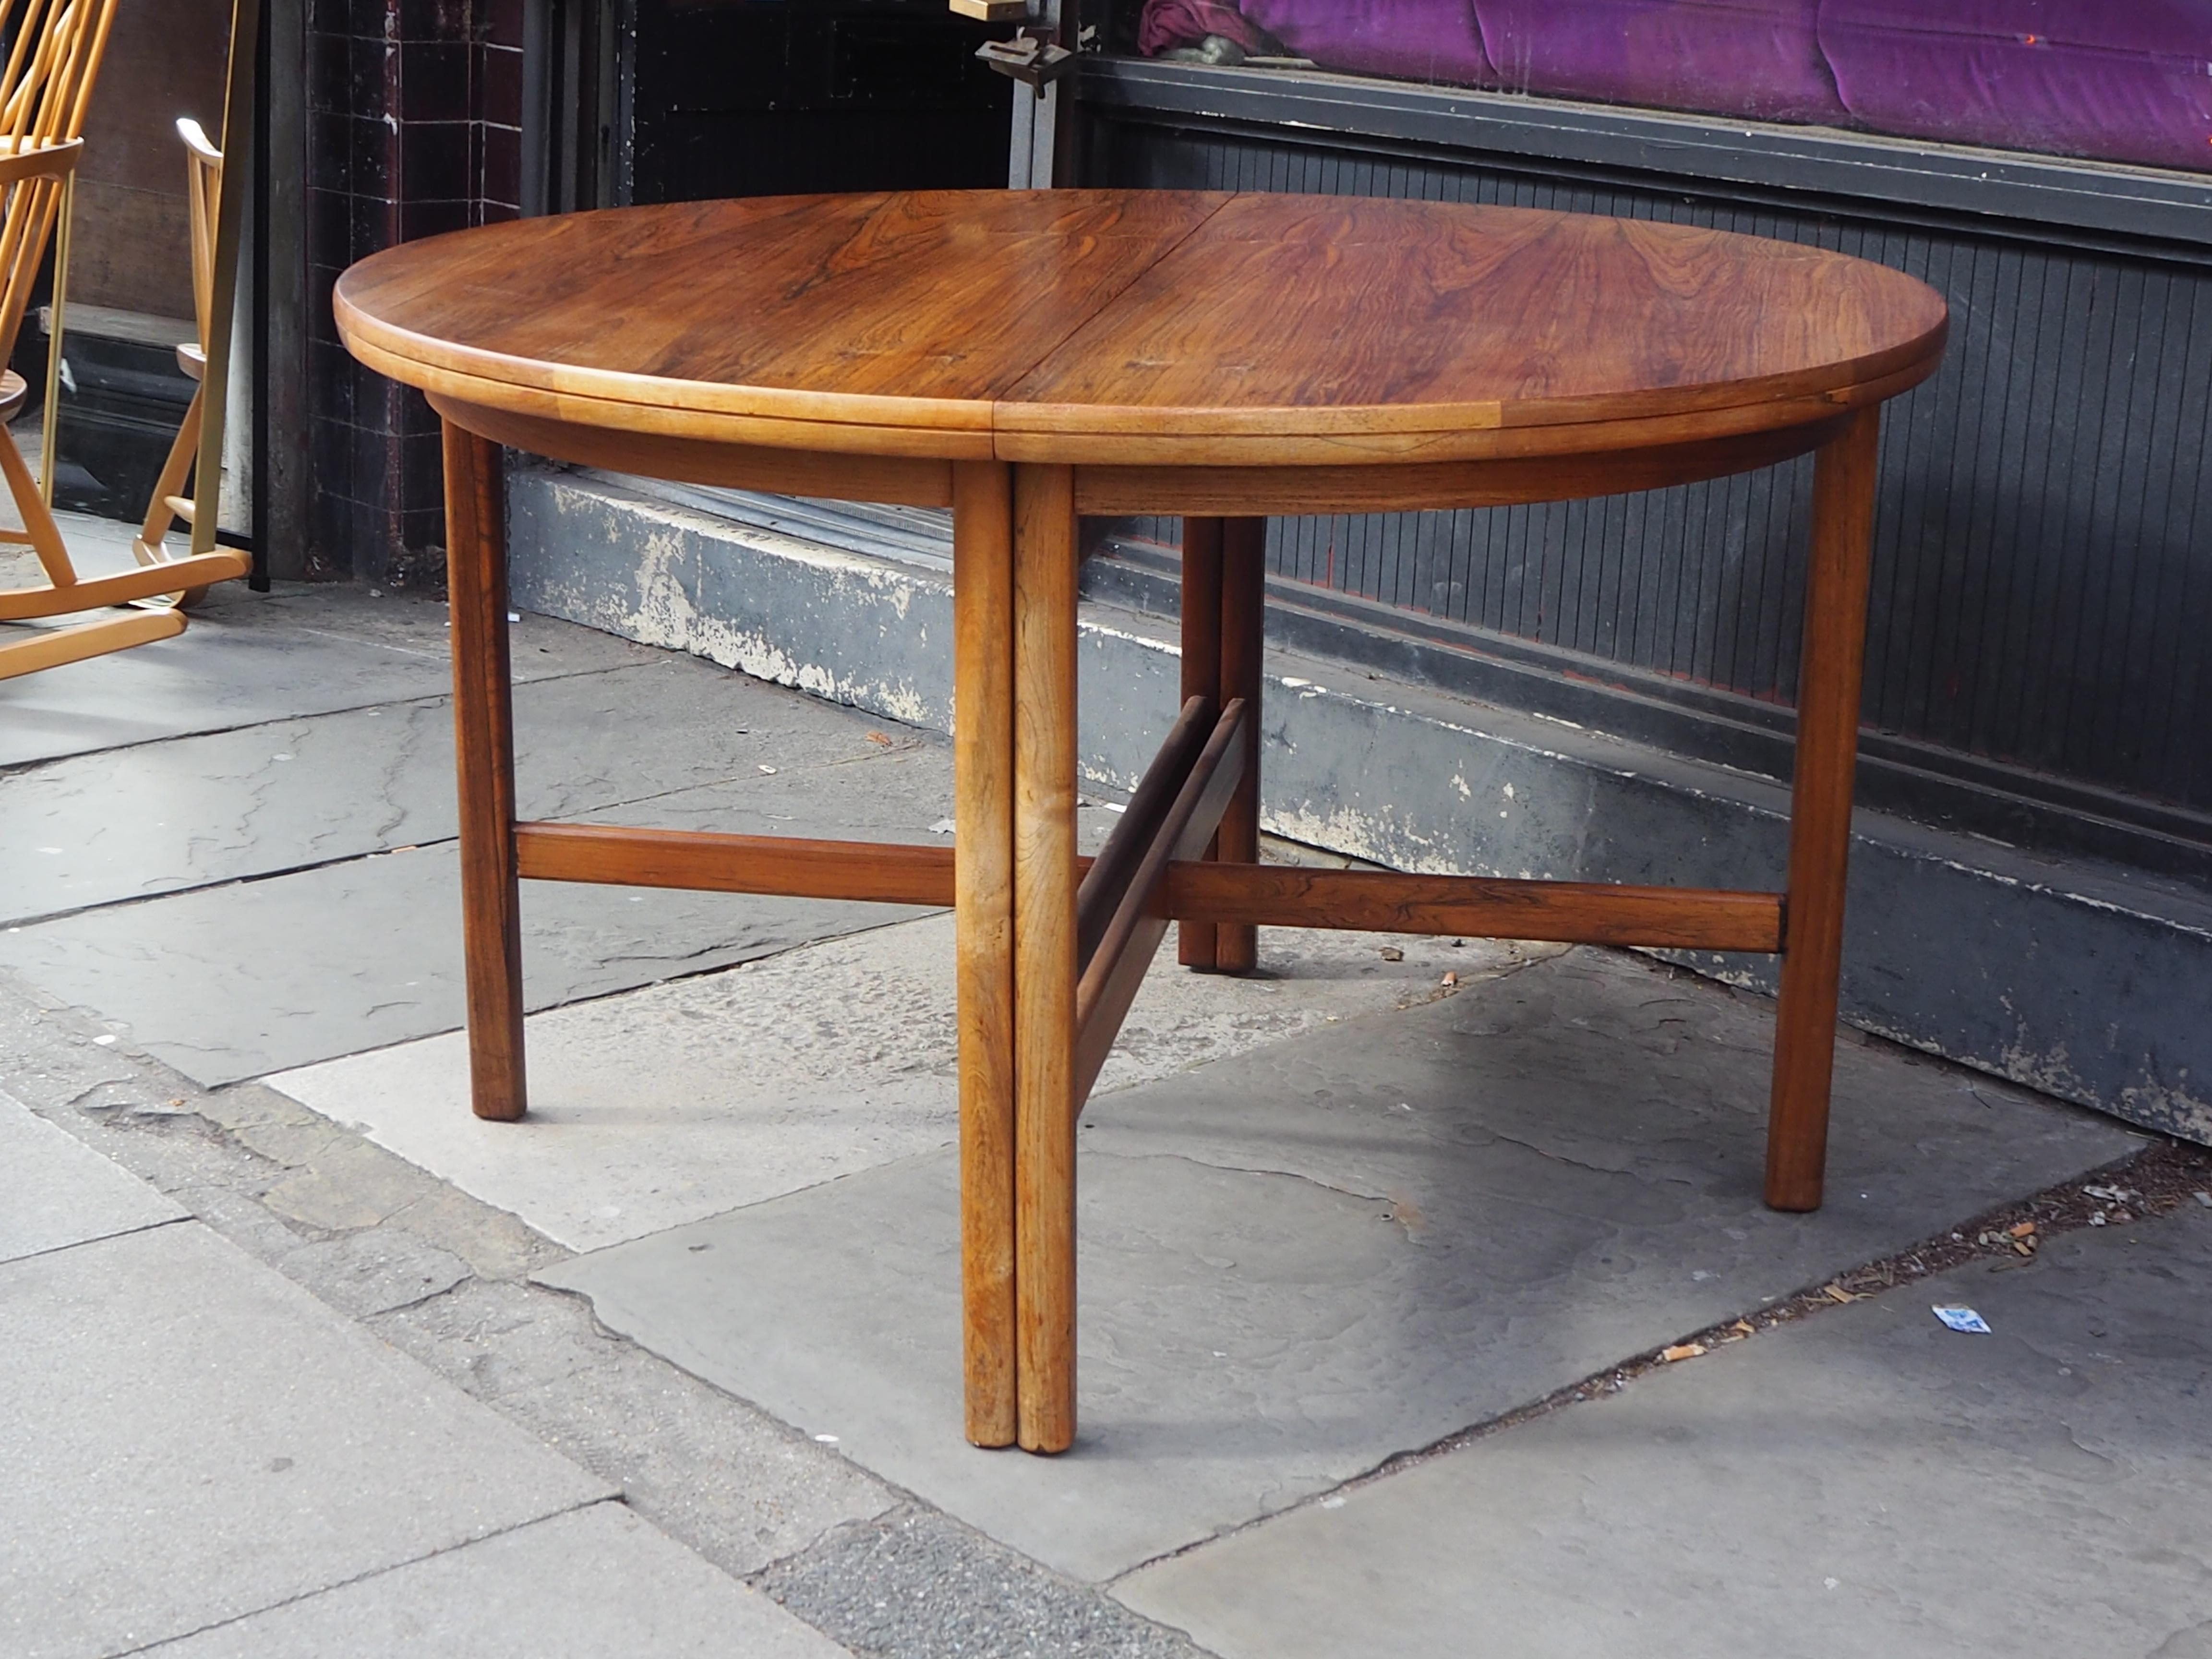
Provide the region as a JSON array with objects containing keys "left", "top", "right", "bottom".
[
  {"left": 997, "top": 0, "right": 1076, "bottom": 188},
  {"left": 977, "top": 28, "right": 1073, "bottom": 97}
]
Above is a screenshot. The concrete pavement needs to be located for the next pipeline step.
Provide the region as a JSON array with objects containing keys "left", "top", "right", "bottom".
[
  {"left": 0, "top": 1086, "right": 838, "bottom": 1659},
  {"left": 1117, "top": 1203, "right": 2212, "bottom": 1657},
  {"left": 4, "top": 567, "right": 2208, "bottom": 1657}
]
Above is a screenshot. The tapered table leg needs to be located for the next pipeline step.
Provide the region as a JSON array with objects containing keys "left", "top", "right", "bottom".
[
  {"left": 1767, "top": 407, "right": 1882, "bottom": 1211},
  {"left": 953, "top": 460, "right": 1019, "bottom": 1447},
  {"left": 1177, "top": 516, "right": 1223, "bottom": 970},
  {"left": 1214, "top": 517, "right": 1267, "bottom": 974},
  {"left": 1012, "top": 463, "right": 1080, "bottom": 1454},
  {"left": 442, "top": 421, "right": 527, "bottom": 1122}
]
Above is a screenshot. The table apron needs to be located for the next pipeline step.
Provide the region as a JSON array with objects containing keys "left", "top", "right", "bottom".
[
  {"left": 429, "top": 394, "right": 1848, "bottom": 519},
  {"left": 1070, "top": 416, "right": 1845, "bottom": 516},
  {"left": 427, "top": 394, "right": 959, "bottom": 507}
]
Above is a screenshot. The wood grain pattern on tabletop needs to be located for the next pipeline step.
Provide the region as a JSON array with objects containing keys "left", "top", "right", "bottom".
[
  {"left": 1000, "top": 194, "right": 1948, "bottom": 447},
  {"left": 337, "top": 189, "right": 1945, "bottom": 472},
  {"left": 334, "top": 190, "right": 1227, "bottom": 433}
]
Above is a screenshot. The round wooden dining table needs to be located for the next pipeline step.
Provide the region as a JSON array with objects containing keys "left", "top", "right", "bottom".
[{"left": 336, "top": 188, "right": 1947, "bottom": 1455}]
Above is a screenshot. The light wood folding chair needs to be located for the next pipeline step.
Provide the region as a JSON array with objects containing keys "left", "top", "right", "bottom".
[
  {"left": 130, "top": 116, "right": 220, "bottom": 607},
  {"left": 0, "top": 0, "right": 246, "bottom": 681}
]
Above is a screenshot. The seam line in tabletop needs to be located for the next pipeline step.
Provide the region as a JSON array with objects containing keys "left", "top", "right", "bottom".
[
  {"left": 989, "top": 193, "right": 1948, "bottom": 453},
  {"left": 975, "top": 191, "right": 1239, "bottom": 429},
  {"left": 333, "top": 194, "right": 1242, "bottom": 443},
  {"left": 334, "top": 192, "right": 1946, "bottom": 462}
]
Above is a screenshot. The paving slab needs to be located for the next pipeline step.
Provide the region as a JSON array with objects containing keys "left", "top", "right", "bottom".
[
  {"left": 479, "top": 1338, "right": 902, "bottom": 1577},
  {"left": 1, "top": 698, "right": 457, "bottom": 921},
  {"left": 273, "top": 915, "right": 1519, "bottom": 1250},
  {"left": 143, "top": 1502, "right": 848, "bottom": 1658},
  {"left": 542, "top": 949, "right": 2138, "bottom": 1581},
  {"left": 0, "top": 656, "right": 950, "bottom": 922},
  {"left": 0, "top": 1221, "right": 611, "bottom": 1659},
  {"left": 762, "top": 1506, "right": 1203, "bottom": 1659},
  {"left": 0, "top": 1086, "right": 183, "bottom": 1262},
  {"left": 0, "top": 840, "right": 917, "bottom": 1084},
  {"left": 0, "top": 583, "right": 644, "bottom": 769},
  {"left": 240, "top": 585, "right": 653, "bottom": 682},
  {"left": 275, "top": 1228, "right": 473, "bottom": 1318},
  {"left": 1116, "top": 1202, "right": 2212, "bottom": 1658}
]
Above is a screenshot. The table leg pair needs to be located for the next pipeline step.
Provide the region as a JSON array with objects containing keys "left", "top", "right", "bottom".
[
  {"left": 949, "top": 459, "right": 1082, "bottom": 1453},
  {"left": 944, "top": 417, "right": 1885, "bottom": 1453},
  {"left": 952, "top": 466, "right": 1274, "bottom": 1453},
  {"left": 433, "top": 429, "right": 1249, "bottom": 1458},
  {"left": 1173, "top": 513, "right": 1266, "bottom": 975},
  {"left": 436, "top": 410, "right": 1882, "bottom": 1460}
]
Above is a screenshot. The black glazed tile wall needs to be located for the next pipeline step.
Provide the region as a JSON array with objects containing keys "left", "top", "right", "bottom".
[{"left": 304, "top": 0, "right": 525, "bottom": 584}]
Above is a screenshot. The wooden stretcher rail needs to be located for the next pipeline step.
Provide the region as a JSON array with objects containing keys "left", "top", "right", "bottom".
[
  {"left": 1074, "top": 699, "right": 1249, "bottom": 1107},
  {"left": 514, "top": 822, "right": 958, "bottom": 907},
  {"left": 1159, "top": 865, "right": 1785, "bottom": 953},
  {"left": 1076, "top": 692, "right": 1214, "bottom": 973},
  {"left": 516, "top": 823, "right": 1783, "bottom": 952}
]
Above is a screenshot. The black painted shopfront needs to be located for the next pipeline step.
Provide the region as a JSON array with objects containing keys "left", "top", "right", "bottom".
[{"left": 289, "top": 0, "right": 2212, "bottom": 1136}]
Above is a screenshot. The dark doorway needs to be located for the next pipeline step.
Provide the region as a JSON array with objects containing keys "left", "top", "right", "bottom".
[{"left": 629, "top": 0, "right": 1015, "bottom": 205}]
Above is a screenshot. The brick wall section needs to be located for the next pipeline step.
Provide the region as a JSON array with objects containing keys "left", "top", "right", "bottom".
[{"left": 305, "top": 0, "right": 522, "bottom": 585}]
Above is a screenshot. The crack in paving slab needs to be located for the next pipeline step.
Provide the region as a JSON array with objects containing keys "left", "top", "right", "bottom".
[
  {"left": 0, "top": 920, "right": 2173, "bottom": 1658},
  {"left": 0, "top": 586, "right": 661, "bottom": 771},
  {"left": 0, "top": 971, "right": 1244, "bottom": 1658},
  {"left": 0, "top": 843, "right": 924, "bottom": 1085},
  {"left": 1111, "top": 1200, "right": 2212, "bottom": 1658},
  {"left": 542, "top": 946, "right": 2140, "bottom": 1582},
  {"left": 1112, "top": 1132, "right": 2212, "bottom": 1585},
  {"left": 269, "top": 913, "right": 1511, "bottom": 1251},
  {"left": 105, "top": 1494, "right": 621, "bottom": 1658}
]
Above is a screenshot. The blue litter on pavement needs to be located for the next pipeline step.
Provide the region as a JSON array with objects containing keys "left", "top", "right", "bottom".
[{"left": 1932, "top": 1306, "right": 1992, "bottom": 1334}]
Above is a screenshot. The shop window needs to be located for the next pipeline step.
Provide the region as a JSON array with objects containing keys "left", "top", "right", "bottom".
[{"left": 1123, "top": 0, "right": 2212, "bottom": 174}]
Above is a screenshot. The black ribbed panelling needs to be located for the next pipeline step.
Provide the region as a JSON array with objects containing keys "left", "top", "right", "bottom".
[{"left": 1093, "top": 124, "right": 2212, "bottom": 817}]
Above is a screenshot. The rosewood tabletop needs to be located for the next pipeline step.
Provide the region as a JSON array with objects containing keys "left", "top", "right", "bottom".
[
  {"left": 336, "top": 189, "right": 1948, "bottom": 1456},
  {"left": 336, "top": 189, "right": 1943, "bottom": 464}
]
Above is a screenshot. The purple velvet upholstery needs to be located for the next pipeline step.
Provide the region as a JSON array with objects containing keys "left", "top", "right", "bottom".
[
  {"left": 1139, "top": 0, "right": 1274, "bottom": 57},
  {"left": 1241, "top": 0, "right": 1496, "bottom": 86},
  {"left": 1134, "top": 0, "right": 2212, "bottom": 174},
  {"left": 1819, "top": 0, "right": 2212, "bottom": 173},
  {"left": 1474, "top": 0, "right": 1845, "bottom": 124}
]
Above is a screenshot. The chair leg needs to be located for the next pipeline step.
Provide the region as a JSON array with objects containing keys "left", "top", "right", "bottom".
[
  {"left": 443, "top": 420, "right": 528, "bottom": 1124},
  {"left": 0, "top": 423, "right": 77, "bottom": 588},
  {"left": 129, "top": 386, "right": 213, "bottom": 610},
  {"left": 135, "top": 382, "right": 203, "bottom": 563},
  {"left": 1766, "top": 407, "right": 1882, "bottom": 1213}
]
